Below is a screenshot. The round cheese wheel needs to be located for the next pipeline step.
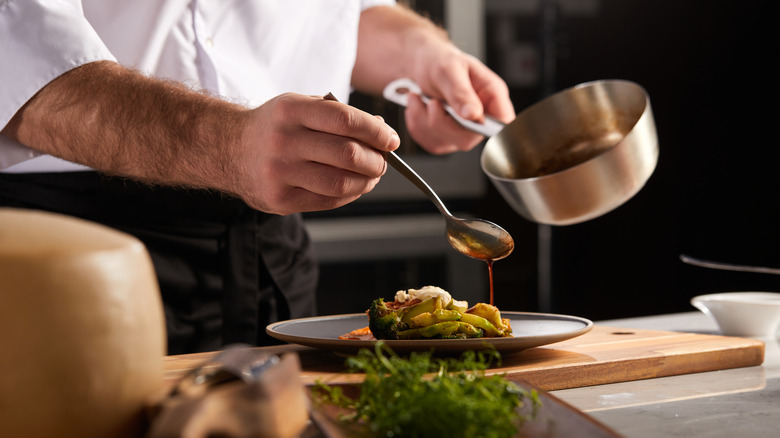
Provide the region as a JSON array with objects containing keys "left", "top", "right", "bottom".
[{"left": 0, "top": 208, "right": 166, "bottom": 438}]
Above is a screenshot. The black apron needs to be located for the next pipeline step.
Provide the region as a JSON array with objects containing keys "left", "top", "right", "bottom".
[{"left": 0, "top": 171, "right": 318, "bottom": 354}]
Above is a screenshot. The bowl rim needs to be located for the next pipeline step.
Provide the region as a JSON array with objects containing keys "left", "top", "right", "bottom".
[{"left": 691, "top": 291, "right": 780, "bottom": 306}]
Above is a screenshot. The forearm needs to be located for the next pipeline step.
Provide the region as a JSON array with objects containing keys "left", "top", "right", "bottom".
[
  {"left": 2, "top": 60, "right": 401, "bottom": 215},
  {"left": 2, "top": 61, "right": 247, "bottom": 195},
  {"left": 352, "top": 5, "right": 451, "bottom": 95}
]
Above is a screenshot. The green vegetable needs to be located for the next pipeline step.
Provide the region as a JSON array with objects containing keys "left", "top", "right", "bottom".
[
  {"left": 397, "top": 321, "right": 461, "bottom": 339},
  {"left": 398, "top": 297, "right": 442, "bottom": 324},
  {"left": 398, "top": 321, "right": 484, "bottom": 339},
  {"left": 367, "top": 297, "right": 512, "bottom": 340},
  {"left": 367, "top": 298, "right": 407, "bottom": 340},
  {"left": 459, "top": 312, "right": 500, "bottom": 337},
  {"left": 432, "top": 308, "right": 462, "bottom": 322},
  {"left": 410, "top": 309, "right": 460, "bottom": 328},
  {"left": 454, "top": 321, "right": 483, "bottom": 338},
  {"left": 410, "top": 311, "right": 439, "bottom": 327},
  {"left": 313, "top": 343, "right": 540, "bottom": 438}
]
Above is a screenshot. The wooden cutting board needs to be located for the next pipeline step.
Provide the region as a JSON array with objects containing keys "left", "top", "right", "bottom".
[
  {"left": 491, "top": 325, "right": 764, "bottom": 390},
  {"left": 162, "top": 325, "right": 765, "bottom": 392}
]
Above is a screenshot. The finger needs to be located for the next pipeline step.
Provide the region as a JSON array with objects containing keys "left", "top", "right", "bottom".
[
  {"left": 405, "top": 94, "right": 483, "bottom": 154},
  {"left": 430, "top": 64, "right": 485, "bottom": 122},
  {"left": 243, "top": 163, "right": 371, "bottom": 215},
  {"left": 424, "top": 98, "right": 484, "bottom": 151},
  {"left": 279, "top": 187, "right": 362, "bottom": 215},
  {"left": 285, "top": 159, "right": 381, "bottom": 199},
  {"left": 468, "top": 62, "right": 516, "bottom": 123},
  {"left": 303, "top": 99, "right": 400, "bottom": 153},
  {"left": 294, "top": 129, "right": 389, "bottom": 179}
]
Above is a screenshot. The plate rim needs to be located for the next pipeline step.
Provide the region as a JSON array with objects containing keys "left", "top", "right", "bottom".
[{"left": 266, "top": 311, "right": 594, "bottom": 354}]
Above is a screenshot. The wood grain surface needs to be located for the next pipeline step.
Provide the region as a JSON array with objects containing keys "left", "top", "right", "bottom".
[{"left": 163, "top": 325, "right": 765, "bottom": 392}]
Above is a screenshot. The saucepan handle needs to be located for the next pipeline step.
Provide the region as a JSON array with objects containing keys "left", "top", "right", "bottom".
[{"left": 382, "top": 78, "right": 505, "bottom": 138}]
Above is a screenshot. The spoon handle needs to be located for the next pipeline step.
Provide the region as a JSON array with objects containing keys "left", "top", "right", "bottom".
[
  {"left": 323, "top": 91, "right": 453, "bottom": 218},
  {"left": 386, "top": 151, "right": 452, "bottom": 217},
  {"left": 680, "top": 254, "right": 780, "bottom": 275},
  {"left": 382, "top": 78, "right": 505, "bottom": 138}
]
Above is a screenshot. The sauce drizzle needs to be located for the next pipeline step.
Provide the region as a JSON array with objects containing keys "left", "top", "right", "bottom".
[{"left": 487, "top": 260, "right": 495, "bottom": 306}]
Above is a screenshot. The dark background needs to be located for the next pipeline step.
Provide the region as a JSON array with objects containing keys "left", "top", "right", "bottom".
[
  {"left": 314, "top": 0, "right": 779, "bottom": 322},
  {"left": 479, "top": 0, "right": 779, "bottom": 321}
]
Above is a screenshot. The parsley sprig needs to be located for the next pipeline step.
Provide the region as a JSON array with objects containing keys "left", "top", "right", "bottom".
[{"left": 314, "top": 342, "right": 540, "bottom": 438}]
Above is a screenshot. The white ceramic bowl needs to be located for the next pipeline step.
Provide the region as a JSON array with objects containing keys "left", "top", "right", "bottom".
[{"left": 691, "top": 292, "right": 780, "bottom": 338}]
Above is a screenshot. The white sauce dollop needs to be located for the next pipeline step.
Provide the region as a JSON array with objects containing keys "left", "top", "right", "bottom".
[{"left": 394, "top": 286, "right": 468, "bottom": 309}]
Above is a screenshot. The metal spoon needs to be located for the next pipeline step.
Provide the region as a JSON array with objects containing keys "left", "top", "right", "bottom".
[
  {"left": 680, "top": 254, "right": 780, "bottom": 275},
  {"left": 386, "top": 151, "right": 514, "bottom": 261},
  {"left": 323, "top": 92, "right": 514, "bottom": 261}
]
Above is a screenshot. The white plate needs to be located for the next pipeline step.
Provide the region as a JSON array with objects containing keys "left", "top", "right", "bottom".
[{"left": 267, "top": 311, "right": 593, "bottom": 355}]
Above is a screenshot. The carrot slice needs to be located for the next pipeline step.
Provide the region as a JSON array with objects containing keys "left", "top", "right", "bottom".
[{"left": 339, "top": 326, "right": 375, "bottom": 340}]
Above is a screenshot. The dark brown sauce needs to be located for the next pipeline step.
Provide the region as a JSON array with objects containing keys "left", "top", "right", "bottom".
[
  {"left": 513, "top": 132, "right": 623, "bottom": 178},
  {"left": 487, "top": 260, "right": 494, "bottom": 306}
]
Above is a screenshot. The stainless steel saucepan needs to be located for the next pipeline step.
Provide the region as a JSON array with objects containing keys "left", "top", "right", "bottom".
[{"left": 384, "top": 78, "right": 659, "bottom": 225}]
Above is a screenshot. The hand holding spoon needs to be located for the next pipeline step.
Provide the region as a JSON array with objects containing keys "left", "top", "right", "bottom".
[{"left": 323, "top": 92, "right": 514, "bottom": 262}]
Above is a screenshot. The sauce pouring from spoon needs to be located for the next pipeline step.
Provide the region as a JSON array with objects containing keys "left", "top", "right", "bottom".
[{"left": 386, "top": 151, "right": 514, "bottom": 306}]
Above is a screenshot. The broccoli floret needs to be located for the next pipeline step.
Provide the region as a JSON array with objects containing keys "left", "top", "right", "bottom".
[{"left": 368, "top": 298, "right": 405, "bottom": 340}]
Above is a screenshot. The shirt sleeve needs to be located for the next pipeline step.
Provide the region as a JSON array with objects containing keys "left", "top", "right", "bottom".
[
  {"left": 360, "top": 0, "right": 396, "bottom": 11},
  {"left": 0, "top": 0, "right": 116, "bottom": 169}
]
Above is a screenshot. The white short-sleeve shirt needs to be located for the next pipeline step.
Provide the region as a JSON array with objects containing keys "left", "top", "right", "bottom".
[{"left": 0, "top": 0, "right": 394, "bottom": 172}]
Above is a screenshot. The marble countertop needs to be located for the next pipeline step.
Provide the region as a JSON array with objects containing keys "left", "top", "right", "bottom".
[{"left": 551, "top": 312, "right": 780, "bottom": 437}]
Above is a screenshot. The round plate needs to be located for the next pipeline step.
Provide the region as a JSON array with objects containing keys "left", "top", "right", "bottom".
[{"left": 267, "top": 311, "right": 593, "bottom": 355}]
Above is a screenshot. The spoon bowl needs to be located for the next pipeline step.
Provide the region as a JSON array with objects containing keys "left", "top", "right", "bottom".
[{"left": 446, "top": 216, "right": 514, "bottom": 261}]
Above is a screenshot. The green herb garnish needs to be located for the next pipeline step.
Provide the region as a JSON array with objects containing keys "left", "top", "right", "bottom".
[{"left": 313, "top": 342, "right": 540, "bottom": 438}]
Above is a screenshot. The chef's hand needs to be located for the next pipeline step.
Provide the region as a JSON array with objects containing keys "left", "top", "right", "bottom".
[
  {"left": 405, "top": 45, "right": 515, "bottom": 155},
  {"left": 235, "top": 93, "right": 400, "bottom": 215},
  {"left": 352, "top": 5, "right": 515, "bottom": 155}
]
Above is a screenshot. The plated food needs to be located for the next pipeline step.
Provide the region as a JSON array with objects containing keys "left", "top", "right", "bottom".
[
  {"left": 267, "top": 312, "right": 593, "bottom": 355},
  {"left": 341, "top": 286, "right": 513, "bottom": 341}
]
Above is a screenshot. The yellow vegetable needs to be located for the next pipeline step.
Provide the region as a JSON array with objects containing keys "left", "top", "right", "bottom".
[
  {"left": 467, "top": 303, "right": 506, "bottom": 330},
  {"left": 446, "top": 300, "right": 469, "bottom": 313}
]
